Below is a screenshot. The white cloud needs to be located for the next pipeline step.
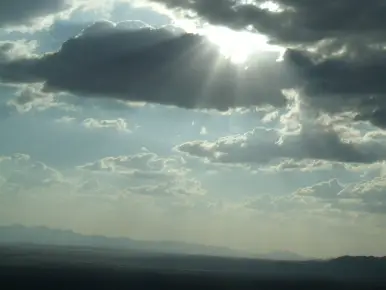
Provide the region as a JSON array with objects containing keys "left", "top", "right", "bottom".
[
  {"left": 77, "top": 152, "right": 204, "bottom": 196},
  {"left": 0, "top": 40, "right": 38, "bottom": 61},
  {"left": 0, "top": 152, "right": 386, "bottom": 257},
  {"left": 294, "top": 176, "right": 386, "bottom": 215},
  {"left": 177, "top": 123, "right": 386, "bottom": 165},
  {"left": 82, "top": 118, "right": 131, "bottom": 132},
  {"left": 6, "top": 84, "right": 72, "bottom": 113},
  {"left": 0, "top": 0, "right": 125, "bottom": 32}
]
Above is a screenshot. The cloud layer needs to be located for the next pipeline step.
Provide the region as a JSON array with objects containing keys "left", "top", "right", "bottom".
[
  {"left": 146, "top": 0, "right": 386, "bottom": 128},
  {"left": 149, "top": 0, "right": 386, "bottom": 45},
  {"left": 0, "top": 20, "right": 294, "bottom": 111},
  {"left": 2, "top": 2, "right": 386, "bottom": 129},
  {"left": 296, "top": 176, "right": 386, "bottom": 214},
  {"left": 177, "top": 124, "right": 386, "bottom": 164},
  {"left": 0, "top": 0, "right": 72, "bottom": 29}
]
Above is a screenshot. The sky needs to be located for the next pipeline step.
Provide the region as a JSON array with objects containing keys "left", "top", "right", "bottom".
[{"left": 0, "top": 0, "right": 386, "bottom": 258}]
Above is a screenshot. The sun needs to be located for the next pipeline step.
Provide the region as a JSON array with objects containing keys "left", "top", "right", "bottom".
[
  {"left": 202, "top": 26, "right": 253, "bottom": 64},
  {"left": 201, "top": 26, "right": 281, "bottom": 64},
  {"left": 172, "top": 19, "right": 283, "bottom": 64}
]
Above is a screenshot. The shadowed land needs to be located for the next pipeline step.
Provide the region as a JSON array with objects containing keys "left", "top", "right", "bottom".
[{"left": 0, "top": 243, "right": 385, "bottom": 290}]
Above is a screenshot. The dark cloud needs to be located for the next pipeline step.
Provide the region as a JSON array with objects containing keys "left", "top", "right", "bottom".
[
  {"left": 3, "top": 1, "right": 386, "bottom": 128},
  {"left": 0, "top": 21, "right": 294, "bottom": 111},
  {"left": 284, "top": 49, "right": 386, "bottom": 128},
  {"left": 177, "top": 124, "right": 386, "bottom": 164},
  {"left": 148, "top": 0, "right": 386, "bottom": 128},
  {"left": 0, "top": 0, "right": 71, "bottom": 29},
  {"left": 150, "top": 0, "right": 386, "bottom": 45}
]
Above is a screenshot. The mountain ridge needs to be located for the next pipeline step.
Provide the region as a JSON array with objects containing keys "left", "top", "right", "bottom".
[{"left": 0, "top": 224, "right": 308, "bottom": 260}]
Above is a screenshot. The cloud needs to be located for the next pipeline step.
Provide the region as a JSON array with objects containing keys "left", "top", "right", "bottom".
[
  {"left": 148, "top": 0, "right": 386, "bottom": 45},
  {"left": 0, "top": 151, "right": 205, "bottom": 199},
  {"left": 295, "top": 175, "right": 386, "bottom": 214},
  {"left": 296, "top": 179, "right": 346, "bottom": 200},
  {"left": 145, "top": 0, "right": 386, "bottom": 128},
  {"left": 282, "top": 48, "right": 386, "bottom": 128},
  {"left": 0, "top": 0, "right": 127, "bottom": 31},
  {"left": 177, "top": 124, "right": 386, "bottom": 164},
  {"left": 262, "top": 159, "right": 342, "bottom": 173},
  {"left": 0, "top": 0, "right": 73, "bottom": 30},
  {"left": 3, "top": 2, "right": 386, "bottom": 130},
  {"left": 82, "top": 118, "right": 130, "bottom": 132},
  {"left": 1, "top": 155, "right": 385, "bottom": 256},
  {"left": 77, "top": 152, "right": 205, "bottom": 196},
  {"left": 0, "top": 153, "right": 64, "bottom": 194},
  {"left": 0, "top": 40, "right": 38, "bottom": 64},
  {"left": 0, "top": 21, "right": 293, "bottom": 111},
  {"left": 78, "top": 152, "right": 177, "bottom": 173},
  {"left": 347, "top": 177, "right": 386, "bottom": 214},
  {"left": 6, "top": 84, "right": 71, "bottom": 113}
]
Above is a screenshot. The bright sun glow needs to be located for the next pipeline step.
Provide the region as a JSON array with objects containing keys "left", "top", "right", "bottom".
[
  {"left": 172, "top": 19, "right": 284, "bottom": 65},
  {"left": 202, "top": 26, "right": 280, "bottom": 64}
]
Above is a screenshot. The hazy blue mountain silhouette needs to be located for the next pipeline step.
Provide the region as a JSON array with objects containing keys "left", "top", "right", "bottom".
[
  {"left": 0, "top": 242, "right": 385, "bottom": 286},
  {"left": 0, "top": 225, "right": 305, "bottom": 260},
  {"left": 1, "top": 227, "right": 385, "bottom": 288}
]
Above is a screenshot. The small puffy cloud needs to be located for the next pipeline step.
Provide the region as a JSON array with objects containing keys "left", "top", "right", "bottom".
[
  {"left": 82, "top": 118, "right": 130, "bottom": 132},
  {"left": 177, "top": 124, "right": 386, "bottom": 164},
  {"left": 296, "top": 179, "right": 346, "bottom": 200},
  {"left": 55, "top": 116, "right": 76, "bottom": 123},
  {"left": 200, "top": 126, "right": 208, "bottom": 135},
  {"left": 6, "top": 84, "right": 71, "bottom": 113}
]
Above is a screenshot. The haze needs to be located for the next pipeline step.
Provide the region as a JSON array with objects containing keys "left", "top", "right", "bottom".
[{"left": 0, "top": 0, "right": 386, "bottom": 260}]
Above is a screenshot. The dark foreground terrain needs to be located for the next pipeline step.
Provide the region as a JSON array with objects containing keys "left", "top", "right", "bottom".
[{"left": 1, "top": 244, "right": 385, "bottom": 289}]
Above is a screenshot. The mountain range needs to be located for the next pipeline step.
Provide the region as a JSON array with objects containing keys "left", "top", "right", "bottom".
[{"left": 0, "top": 225, "right": 306, "bottom": 260}]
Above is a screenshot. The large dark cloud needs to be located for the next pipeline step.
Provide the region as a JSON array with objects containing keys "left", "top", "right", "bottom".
[
  {"left": 150, "top": 0, "right": 386, "bottom": 45},
  {"left": 0, "top": 21, "right": 294, "bottom": 111},
  {"left": 285, "top": 49, "right": 386, "bottom": 124},
  {"left": 0, "top": 0, "right": 72, "bottom": 29},
  {"left": 148, "top": 0, "right": 386, "bottom": 128},
  {"left": 3, "top": 1, "right": 386, "bottom": 128}
]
